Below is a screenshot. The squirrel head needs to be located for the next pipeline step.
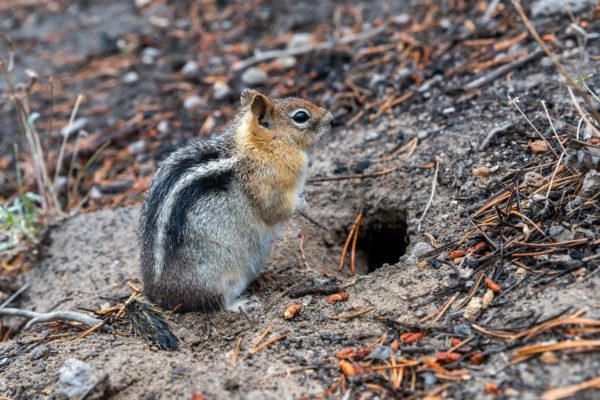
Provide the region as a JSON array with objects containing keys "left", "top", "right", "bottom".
[{"left": 240, "top": 89, "right": 333, "bottom": 150}]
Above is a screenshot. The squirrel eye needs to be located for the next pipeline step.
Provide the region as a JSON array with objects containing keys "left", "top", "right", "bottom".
[{"left": 291, "top": 110, "right": 310, "bottom": 124}]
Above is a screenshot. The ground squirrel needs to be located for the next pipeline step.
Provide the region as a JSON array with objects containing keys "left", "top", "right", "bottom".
[{"left": 139, "top": 89, "right": 333, "bottom": 312}]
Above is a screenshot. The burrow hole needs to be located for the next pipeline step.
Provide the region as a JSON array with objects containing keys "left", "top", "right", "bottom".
[{"left": 343, "top": 208, "right": 410, "bottom": 275}]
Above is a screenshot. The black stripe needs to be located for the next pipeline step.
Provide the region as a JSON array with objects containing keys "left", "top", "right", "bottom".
[
  {"left": 141, "top": 148, "right": 220, "bottom": 255},
  {"left": 144, "top": 150, "right": 219, "bottom": 232},
  {"left": 165, "top": 169, "right": 234, "bottom": 260}
]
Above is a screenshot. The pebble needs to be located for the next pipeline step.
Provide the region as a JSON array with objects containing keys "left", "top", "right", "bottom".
[
  {"left": 127, "top": 140, "right": 147, "bottom": 155},
  {"left": 548, "top": 225, "right": 574, "bottom": 242},
  {"left": 183, "top": 95, "right": 203, "bottom": 110},
  {"left": 463, "top": 297, "right": 483, "bottom": 321},
  {"left": 418, "top": 130, "right": 429, "bottom": 139},
  {"left": 366, "top": 345, "right": 395, "bottom": 362},
  {"left": 55, "top": 176, "right": 68, "bottom": 192},
  {"left": 61, "top": 118, "right": 88, "bottom": 138},
  {"left": 157, "top": 120, "right": 170, "bottom": 135},
  {"left": 277, "top": 56, "right": 297, "bottom": 68},
  {"left": 241, "top": 67, "right": 268, "bottom": 86},
  {"left": 581, "top": 170, "right": 600, "bottom": 198},
  {"left": 453, "top": 323, "right": 472, "bottom": 336},
  {"left": 482, "top": 289, "right": 494, "bottom": 309},
  {"left": 565, "top": 196, "right": 583, "bottom": 214},
  {"left": 141, "top": 47, "right": 160, "bottom": 64},
  {"left": 55, "top": 358, "right": 108, "bottom": 400},
  {"left": 531, "top": 0, "right": 595, "bottom": 16},
  {"left": 135, "top": 0, "right": 152, "bottom": 7},
  {"left": 89, "top": 186, "right": 103, "bottom": 201},
  {"left": 540, "top": 351, "right": 558, "bottom": 364},
  {"left": 181, "top": 61, "right": 200, "bottom": 78},
  {"left": 288, "top": 33, "right": 311, "bottom": 48},
  {"left": 442, "top": 106, "right": 455, "bottom": 114},
  {"left": 422, "top": 372, "right": 438, "bottom": 387},
  {"left": 212, "top": 81, "right": 232, "bottom": 100},
  {"left": 122, "top": 71, "right": 139, "bottom": 84},
  {"left": 365, "top": 131, "right": 379, "bottom": 141},
  {"left": 369, "top": 73, "right": 386, "bottom": 86}
]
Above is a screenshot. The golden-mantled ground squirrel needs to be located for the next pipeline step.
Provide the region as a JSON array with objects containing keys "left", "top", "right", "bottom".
[{"left": 139, "top": 89, "right": 333, "bottom": 312}]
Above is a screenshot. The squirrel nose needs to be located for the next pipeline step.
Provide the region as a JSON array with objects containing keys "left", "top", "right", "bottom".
[{"left": 324, "top": 111, "right": 334, "bottom": 125}]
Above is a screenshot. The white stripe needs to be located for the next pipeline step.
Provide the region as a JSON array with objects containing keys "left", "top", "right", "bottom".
[{"left": 153, "top": 157, "right": 237, "bottom": 281}]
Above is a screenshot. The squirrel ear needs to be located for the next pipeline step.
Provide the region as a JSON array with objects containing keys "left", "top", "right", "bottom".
[
  {"left": 240, "top": 88, "right": 258, "bottom": 108},
  {"left": 241, "top": 89, "right": 273, "bottom": 129}
]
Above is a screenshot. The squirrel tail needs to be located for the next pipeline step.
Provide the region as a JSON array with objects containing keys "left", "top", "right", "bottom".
[{"left": 124, "top": 295, "right": 179, "bottom": 351}]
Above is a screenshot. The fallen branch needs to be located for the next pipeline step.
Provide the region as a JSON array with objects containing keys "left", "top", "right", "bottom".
[
  {"left": 232, "top": 24, "right": 387, "bottom": 71},
  {"left": 512, "top": 0, "right": 600, "bottom": 125},
  {"left": 416, "top": 158, "right": 440, "bottom": 232},
  {"left": 463, "top": 49, "right": 544, "bottom": 92},
  {"left": 0, "top": 307, "right": 104, "bottom": 330}
]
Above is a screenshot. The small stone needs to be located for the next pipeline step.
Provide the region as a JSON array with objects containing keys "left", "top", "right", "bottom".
[
  {"left": 127, "top": 140, "right": 147, "bottom": 155},
  {"left": 422, "top": 372, "right": 438, "bottom": 387},
  {"left": 122, "top": 71, "right": 139, "bottom": 84},
  {"left": 89, "top": 186, "right": 103, "bottom": 201},
  {"left": 31, "top": 345, "right": 49, "bottom": 360},
  {"left": 565, "top": 196, "right": 583, "bottom": 214},
  {"left": 572, "top": 267, "right": 587, "bottom": 278},
  {"left": 157, "top": 120, "right": 170, "bottom": 135},
  {"left": 365, "top": 131, "right": 379, "bottom": 141},
  {"left": 276, "top": 56, "right": 297, "bottom": 69},
  {"left": 482, "top": 289, "right": 494, "bottom": 309},
  {"left": 453, "top": 324, "right": 472, "bottom": 336},
  {"left": 241, "top": 67, "right": 268, "bottom": 86},
  {"left": 393, "top": 14, "right": 410, "bottom": 24},
  {"left": 515, "top": 267, "right": 527, "bottom": 278},
  {"left": 418, "top": 131, "right": 429, "bottom": 139},
  {"left": 141, "top": 47, "right": 160, "bottom": 64},
  {"left": 442, "top": 106, "right": 455, "bottom": 114},
  {"left": 529, "top": 140, "right": 548, "bottom": 153},
  {"left": 540, "top": 351, "right": 558, "bottom": 364},
  {"left": 366, "top": 345, "right": 395, "bottom": 362},
  {"left": 61, "top": 118, "right": 88, "bottom": 138},
  {"left": 135, "top": 0, "right": 152, "bottom": 7},
  {"left": 531, "top": 0, "right": 595, "bottom": 16},
  {"left": 581, "top": 171, "right": 600, "bottom": 198},
  {"left": 524, "top": 171, "right": 547, "bottom": 188},
  {"left": 408, "top": 242, "right": 434, "bottom": 259},
  {"left": 55, "top": 176, "right": 68, "bottom": 191},
  {"left": 368, "top": 73, "right": 386, "bottom": 86},
  {"left": 181, "top": 61, "right": 199, "bottom": 78},
  {"left": 212, "top": 81, "right": 232, "bottom": 100},
  {"left": 288, "top": 33, "right": 311, "bottom": 48},
  {"left": 55, "top": 358, "right": 108, "bottom": 400},
  {"left": 548, "top": 225, "right": 574, "bottom": 242},
  {"left": 183, "top": 95, "right": 203, "bottom": 110},
  {"left": 463, "top": 297, "right": 483, "bottom": 321}
]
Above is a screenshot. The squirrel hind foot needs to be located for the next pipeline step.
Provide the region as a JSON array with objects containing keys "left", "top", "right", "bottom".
[{"left": 225, "top": 295, "right": 263, "bottom": 313}]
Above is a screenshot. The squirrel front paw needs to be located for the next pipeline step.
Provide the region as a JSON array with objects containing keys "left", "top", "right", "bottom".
[
  {"left": 297, "top": 196, "right": 309, "bottom": 213},
  {"left": 225, "top": 295, "right": 263, "bottom": 313}
]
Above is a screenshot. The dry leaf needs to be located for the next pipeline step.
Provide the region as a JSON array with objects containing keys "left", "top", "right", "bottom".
[{"left": 529, "top": 140, "right": 549, "bottom": 153}]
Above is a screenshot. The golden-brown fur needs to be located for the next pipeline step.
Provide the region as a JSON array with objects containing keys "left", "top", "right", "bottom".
[{"left": 235, "top": 90, "right": 332, "bottom": 226}]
